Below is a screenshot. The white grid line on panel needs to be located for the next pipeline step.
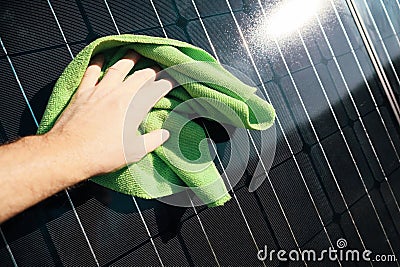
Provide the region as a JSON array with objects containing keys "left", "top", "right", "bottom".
[{"left": 0, "top": 227, "right": 18, "bottom": 267}]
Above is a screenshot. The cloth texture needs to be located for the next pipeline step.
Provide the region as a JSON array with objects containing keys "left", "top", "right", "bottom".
[{"left": 37, "top": 34, "right": 275, "bottom": 206}]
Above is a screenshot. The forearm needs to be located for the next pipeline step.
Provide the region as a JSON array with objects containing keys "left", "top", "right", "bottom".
[{"left": 0, "top": 134, "right": 89, "bottom": 223}]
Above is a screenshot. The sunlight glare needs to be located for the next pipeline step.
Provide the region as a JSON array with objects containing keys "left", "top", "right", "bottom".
[{"left": 266, "top": 0, "right": 321, "bottom": 38}]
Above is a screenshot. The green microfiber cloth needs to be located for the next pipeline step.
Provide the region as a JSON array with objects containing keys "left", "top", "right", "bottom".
[{"left": 37, "top": 34, "right": 275, "bottom": 207}]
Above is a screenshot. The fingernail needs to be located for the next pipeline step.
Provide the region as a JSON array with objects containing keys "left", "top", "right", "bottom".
[{"left": 161, "top": 129, "right": 170, "bottom": 142}]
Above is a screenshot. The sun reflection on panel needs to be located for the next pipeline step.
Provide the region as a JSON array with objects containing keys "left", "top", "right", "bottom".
[
  {"left": 253, "top": 0, "right": 326, "bottom": 40},
  {"left": 267, "top": 0, "right": 321, "bottom": 37}
]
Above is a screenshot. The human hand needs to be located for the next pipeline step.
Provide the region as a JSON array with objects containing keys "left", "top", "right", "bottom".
[{"left": 47, "top": 50, "right": 173, "bottom": 178}]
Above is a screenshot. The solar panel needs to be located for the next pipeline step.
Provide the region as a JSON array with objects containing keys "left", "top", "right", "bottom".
[{"left": 0, "top": 0, "right": 399, "bottom": 266}]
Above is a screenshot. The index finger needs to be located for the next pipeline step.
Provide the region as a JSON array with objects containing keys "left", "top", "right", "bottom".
[{"left": 100, "top": 50, "right": 141, "bottom": 89}]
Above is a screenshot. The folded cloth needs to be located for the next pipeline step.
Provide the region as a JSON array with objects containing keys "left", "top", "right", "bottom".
[{"left": 37, "top": 34, "right": 275, "bottom": 206}]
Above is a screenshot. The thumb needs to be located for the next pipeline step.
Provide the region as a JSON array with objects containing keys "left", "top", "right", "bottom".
[{"left": 140, "top": 129, "right": 170, "bottom": 155}]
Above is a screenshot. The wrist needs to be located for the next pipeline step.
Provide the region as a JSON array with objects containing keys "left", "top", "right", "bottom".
[{"left": 41, "top": 131, "right": 94, "bottom": 183}]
